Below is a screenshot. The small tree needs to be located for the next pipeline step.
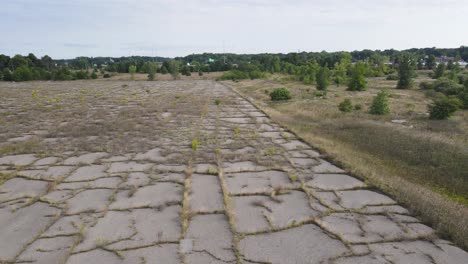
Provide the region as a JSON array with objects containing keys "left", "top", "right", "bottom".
[
  {"left": 338, "top": 98, "right": 353, "bottom": 112},
  {"left": 333, "top": 62, "right": 347, "bottom": 86},
  {"left": 370, "top": 90, "right": 390, "bottom": 115},
  {"left": 433, "top": 63, "right": 445, "bottom": 79},
  {"left": 429, "top": 95, "right": 462, "bottom": 119},
  {"left": 316, "top": 66, "right": 330, "bottom": 91},
  {"left": 426, "top": 55, "right": 436, "bottom": 70},
  {"left": 396, "top": 54, "right": 415, "bottom": 89},
  {"left": 90, "top": 70, "right": 98, "bottom": 79},
  {"left": 448, "top": 62, "right": 461, "bottom": 81},
  {"left": 146, "top": 63, "right": 157, "bottom": 81},
  {"left": 128, "top": 65, "right": 137, "bottom": 80},
  {"left": 347, "top": 61, "right": 367, "bottom": 91}
]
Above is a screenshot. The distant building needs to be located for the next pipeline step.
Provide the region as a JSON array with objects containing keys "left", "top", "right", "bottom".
[{"left": 435, "top": 56, "right": 467, "bottom": 66}]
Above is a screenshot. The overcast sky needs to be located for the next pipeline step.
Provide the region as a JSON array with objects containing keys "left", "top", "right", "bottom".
[{"left": 1, "top": 0, "right": 467, "bottom": 59}]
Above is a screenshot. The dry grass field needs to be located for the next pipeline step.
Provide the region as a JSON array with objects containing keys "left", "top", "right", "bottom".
[{"left": 224, "top": 71, "right": 468, "bottom": 249}]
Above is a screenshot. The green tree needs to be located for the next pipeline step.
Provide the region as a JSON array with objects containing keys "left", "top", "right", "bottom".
[
  {"left": 396, "top": 54, "right": 415, "bottom": 89},
  {"left": 448, "top": 62, "right": 461, "bottom": 81},
  {"left": 90, "top": 70, "right": 98, "bottom": 79},
  {"left": 429, "top": 95, "right": 462, "bottom": 119},
  {"left": 12, "top": 66, "right": 33, "bottom": 81},
  {"left": 426, "top": 55, "right": 436, "bottom": 70},
  {"left": 433, "top": 63, "right": 445, "bottom": 79},
  {"left": 347, "top": 61, "right": 367, "bottom": 91},
  {"left": 128, "top": 65, "right": 137, "bottom": 80},
  {"left": 370, "top": 90, "right": 390, "bottom": 115},
  {"left": 333, "top": 62, "right": 347, "bottom": 86},
  {"left": 144, "top": 62, "right": 157, "bottom": 81},
  {"left": 316, "top": 66, "right": 330, "bottom": 90}
]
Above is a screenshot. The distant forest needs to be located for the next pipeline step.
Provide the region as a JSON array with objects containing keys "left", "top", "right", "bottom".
[{"left": 1, "top": 46, "right": 467, "bottom": 82}]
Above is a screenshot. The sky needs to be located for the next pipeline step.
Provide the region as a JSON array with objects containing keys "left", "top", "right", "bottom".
[{"left": 1, "top": 0, "right": 467, "bottom": 59}]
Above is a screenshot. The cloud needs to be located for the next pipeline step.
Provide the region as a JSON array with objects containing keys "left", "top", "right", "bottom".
[{"left": 1, "top": 0, "right": 467, "bottom": 58}]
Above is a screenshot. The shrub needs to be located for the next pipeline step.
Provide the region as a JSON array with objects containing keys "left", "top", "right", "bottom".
[
  {"left": 348, "top": 62, "right": 367, "bottom": 91},
  {"left": 215, "top": 98, "right": 221, "bottom": 105},
  {"left": 338, "top": 99, "right": 353, "bottom": 112},
  {"left": 198, "top": 71, "right": 203, "bottom": 76},
  {"left": 270, "top": 87, "right": 291, "bottom": 101},
  {"left": 90, "top": 71, "right": 98, "bottom": 79},
  {"left": 191, "top": 139, "right": 198, "bottom": 150},
  {"left": 316, "top": 66, "right": 330, "bottom": 91},
  {"left": 386, "top": 74, "right": 398, "bottom": 80},
  {"left": 396, "top": 54, "right": 415, "bottom": 89},
  {"left": 314, "top": 90, "right": 326, "bottom": 97},
  {"left": 354, "top": 104, "right": 363, "bottom": 110},
  {"left": 457, "top": 90, "right": 468, "bottom": 109},
  {"left": 431, "top": 78, "right": 464, "bottom": 96},
  {"left": 429, "top": 95, "right": 462, "bottom": 119},
  {"left": 148, "top": 71, "right": 155, "bottom": 81},
  {"left": 419, "top": 81, "right": 433, "bottom": 90},
  {"left": 2, "top": 69, "right": 13, "bottom": 81},
  {"left": 433, "top": 63, "right": 445, "bottom": 79},
  {"left": 103, "top": 73, "right": 111, "bottom": 78},
  {"left": 74, "top": 70, "right": 88, "bottom": 80},
  {"left": 370, "top": 90, "right": 390, "bottom": 115}
]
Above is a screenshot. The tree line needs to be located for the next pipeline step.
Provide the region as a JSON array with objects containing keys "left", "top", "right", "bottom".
[{"left": 1, "top": 46, "right": 467, "bottom": 82}]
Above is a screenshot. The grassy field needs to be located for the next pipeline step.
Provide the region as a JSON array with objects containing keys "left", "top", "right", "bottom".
[{"left": 223, "top": 71, "right": 468, "bottom": 249}]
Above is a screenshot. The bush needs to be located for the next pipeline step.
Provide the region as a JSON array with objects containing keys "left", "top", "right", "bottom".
[
  {"left": 74, "top": 70, "right": 88, "bottom": 80},
  {"left": 457, "top": 90, "right": 468, "bottom": 109},
  {"left": 386, "top": 74, "right": 398, "bottom": 80},
  {"left": 431, "top": 78, "right": 464, "bottom": 96},
  {"left": 2, "top": 69, "right": 13, "bottom": 81},
  {"left": 348, "top": 62, "right": 367, "bottom": 91},
  {"left": 429, "top": 95, "right": 462, "bottom": 120},
  {"left": 217, "top": 70, "right": 249, "bottom": 81},
  {"left": 354, "top": 104, "right": 363, "bottom": 110},
  {"left": 338, "top": 99, "right": 353, "bottom": 112},
  {"left": 103, "top": 73, "right": 111, "bottom": 78},
  {"left": 419, "top": 81, "right": 433, "bottom": 90},
  {"left": 12, "top": 66, "right": 33, "bottom": 81},
  {"left": 370, "top": 90, "right": 390, "bottom": 115},
  {"left": 313, "top": 90, "right": 326, "bottom": 97},
  {"left": 316, "top": 66, "right": 330, "bottom": 91},
  {"left": 396, "top": 54, "right": 415, "bottom": 89},
  {"left": 198, "top": 71, "right": 203, "bottom": 76},
  {"left": 90, "top": 71, "right": 98, "bottom": 79},
  {"left": 270, "top": 87, "right": 291, "bottom": 101}
]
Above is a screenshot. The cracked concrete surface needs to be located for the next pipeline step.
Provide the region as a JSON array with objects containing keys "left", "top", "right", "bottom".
[{"left": 0, "top": 80, "right": 467, "bottom": 264}]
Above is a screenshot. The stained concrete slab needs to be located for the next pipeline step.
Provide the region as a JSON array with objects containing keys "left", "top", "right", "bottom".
[
  {"left": 65, "top": 165, "right": 107, "bottom": 182},
  {"left": 109, "top": 183, "right": 182, "bottom": 210},
  {"left": 16, "top": 236, "right": 75, "bottom": 264},
  {"left": 239, "top": 224, "right": 349, "bottom": 264},
  {"left": 63, "top": 152, "right": 108, "bottom": 165},
  {"left": 306, "top": 174, "right": 365, "bottom": 190},
  {"left": 66, "top": 189, "right": 112, "bottom": 214},
  {"left": 0, "top": 203, "right": 60, "bottom": 261},
  {"left": 225, "top": 170, "right": 290, "bottom": 194},
  {"left": 312, "top": 159, "right": 345, "bottom": 173},
  {"left": 108, "top": 206, "right": 181, "bottom": 250},
  {"left": 185, "top": 214, "right": 236, "bottom": 262},
  {"left": 0, "top": 178, "right": 48, "bottom": 201},
  {"left": 337, "top": 190, "right": 396, "bottom": 209},
  {"left": 189, "top": 174, "right": 224, "bottom": 213},
  {"left": 0, "top": 154, "right": 37, "bottom": 166},
  {"left": 108, "top": 162, "right": 153, "bottom": 173}
]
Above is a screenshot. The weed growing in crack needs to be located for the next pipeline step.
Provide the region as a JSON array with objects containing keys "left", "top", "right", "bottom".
[{"left": 191, "top": 139, "right": 198, "bottom": 150}]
